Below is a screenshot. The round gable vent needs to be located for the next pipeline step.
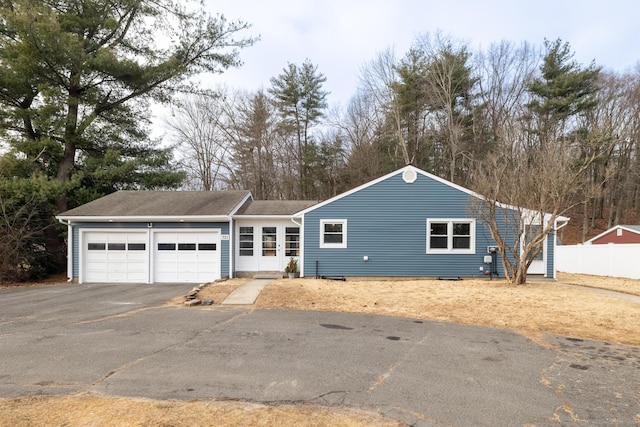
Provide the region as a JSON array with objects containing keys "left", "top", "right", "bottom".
[{"left": 402, "top": 168, "right": 417, "bottom": 183}]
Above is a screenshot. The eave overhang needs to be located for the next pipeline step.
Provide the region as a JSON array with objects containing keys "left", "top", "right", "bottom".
[{"left": 56, "top": 215, "right": 231, "bottom": 223}]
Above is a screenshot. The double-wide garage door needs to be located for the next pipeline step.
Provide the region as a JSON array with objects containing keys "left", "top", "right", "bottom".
[{"left": 83, "top": 230, "right": 220, "bottom": 283}]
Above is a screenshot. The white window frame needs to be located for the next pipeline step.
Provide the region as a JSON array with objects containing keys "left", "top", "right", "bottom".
[
  {"left": 426, "top": 218, "right": 475, "bottom": 254},
  {"left": 320, "top": 219, "right": 347, "bottom": 248},
  {"left": 285, "top": 226, "right": 300, "bottom": 256},
  {"left": 238, "top": 226, "right": 254, "bottom": 256}
]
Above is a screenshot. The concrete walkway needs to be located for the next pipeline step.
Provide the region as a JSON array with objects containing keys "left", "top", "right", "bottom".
[
  {"left": 221, "top": 279, "right": 273, "bottom": 305},
  {"left": 557, "top": 282, "right": 640, "bottom": 304}
]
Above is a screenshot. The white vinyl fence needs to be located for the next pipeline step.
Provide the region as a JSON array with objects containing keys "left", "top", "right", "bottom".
[{"left": 556, "top": 244, "right": 640, "bottom": 279}]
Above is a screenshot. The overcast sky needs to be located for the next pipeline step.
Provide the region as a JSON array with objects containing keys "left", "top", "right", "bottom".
[{"left": 200, "top": 0, "right": 640, "bottom": 108}]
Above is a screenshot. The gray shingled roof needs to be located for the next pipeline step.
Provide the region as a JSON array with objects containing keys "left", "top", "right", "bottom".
[
  {"left": 235, "top": 199, "right": 317, "bottom": 216},
  {"left": 59, "top": 190, "right": 251, "bottom": 217},
  {"left": 621, "top": 225, "right": 640, "bottom": 233}
]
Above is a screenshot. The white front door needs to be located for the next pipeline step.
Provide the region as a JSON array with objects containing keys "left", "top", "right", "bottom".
[
  {"left": 259, "top": 225, "right": 281, "bottom": 271},
  {"left": 524, "top": 225, "right": 545, "bottom": 275}
]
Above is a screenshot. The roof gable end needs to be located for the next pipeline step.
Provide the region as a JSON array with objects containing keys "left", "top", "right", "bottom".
[
  {"left": 295, "top": 165, "right": 481, "bottom": 216},
  {"left": 586, "top": 224, "right": 640, "bottom": 243}
]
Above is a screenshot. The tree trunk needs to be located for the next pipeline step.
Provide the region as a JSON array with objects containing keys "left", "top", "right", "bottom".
[
  {"left": 56, "top": 79, "right": 81, "bottom": 213},
  {"left": 582, "top": 200, "right": 589, "bottom": 243},
  {"left": 607, "top": 197, "right": 615, "bottom": 229},
  {"left": 614, "top": 199, "right": 622, "bottom": 225},
  {"left": 513, "top": 263, "right": 527, "bottom": 285},
  {"left": 55, "top": 141, "right": 75, "bottom": 213}
]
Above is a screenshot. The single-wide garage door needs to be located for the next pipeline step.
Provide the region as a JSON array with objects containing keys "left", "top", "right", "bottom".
[
  {"left": 84, "top": 232, "right": 148, "bottom": 283},
  {"left": 153, "top": 231, "right": 220, "bottom": 283}
]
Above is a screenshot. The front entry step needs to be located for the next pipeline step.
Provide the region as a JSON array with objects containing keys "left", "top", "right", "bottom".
[
  {"left": 253, "top": 271, "right": 283, "bottom": 279},
  {"left": 235, "top": 271, "right": 284, "bottom": 279}
]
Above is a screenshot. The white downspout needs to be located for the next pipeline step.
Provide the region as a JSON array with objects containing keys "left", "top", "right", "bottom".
[
  {"left": 555, "top": 218, "right": 569, "bottom": 231},
  {"left": 553, "top": 218, "right": 570, "bottom": 279},
  {"left": 229, "top": 216, "right": 234, "bottom": 279},
  {"left": 58, "top": 219, "right": 73, "bottom": 282},
  {"left": 291, "top": 216, "right": 303, "bottom": 277}
]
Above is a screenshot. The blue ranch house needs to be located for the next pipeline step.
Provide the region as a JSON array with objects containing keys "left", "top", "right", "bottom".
[{"left": 57, "top": 166, "right": 567, "bottom": 283}]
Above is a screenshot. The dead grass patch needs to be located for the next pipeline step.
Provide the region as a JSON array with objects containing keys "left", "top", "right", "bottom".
[
  {"left": 170, "top": 278, "right": 249, "bottom": 306},
  {"left": 0, "top": 273, "right": 69, "bottom": 289},
  {"left": 202, "top": 279, "right": 250, "bottom": 304},
  {"left": 0, "top": 395, "right": 403, "bottom": 427},
  {"left": 255, "top": 274, "right": 640, "bottom": 347}
]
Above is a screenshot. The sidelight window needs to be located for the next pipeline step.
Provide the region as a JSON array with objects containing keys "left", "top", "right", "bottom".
[
  {"left": 285, "top": 227, "right": 300, "bottom": 256},
  {"left": 239, "top": 227, "right": 253, "bottom": 256}
]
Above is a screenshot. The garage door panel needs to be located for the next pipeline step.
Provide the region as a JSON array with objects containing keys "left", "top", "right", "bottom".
[
  {"left": 177, "top": 253, "right": 199, "bottom": 262},
  {"left": 122, "top": 270, "right": 146, "bottom": 282},
  {"left": 106, "top": 260, "right": 127, "bottom": 271},
  {"left": 153, "top": 231, "right": 220, "bottom": 283},
  {"left": 108, "top": 272, "right": 126, "bottom": 282},
  {"left": 86, "top": 233, "right": 108, "bottom": 242},
  {"left": 126, "top": 252, "right": 147, "bottom": 261},
  {"left": 176, "top": 261, "right": 198, "bottom": 270},
  {"left": 107, "top": 252, "right": 127, "bottom": 262},
  {"left": 83, "top": 231, "right": 148, "bottom": 283}
]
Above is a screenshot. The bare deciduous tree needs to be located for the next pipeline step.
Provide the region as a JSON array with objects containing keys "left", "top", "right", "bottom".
[
  {"left": 475, "top": 40, "right": 539, "bottom": 149},
  {"left": 167, "top": 93, "right": 234, "bottom": 190},
  {"left": 470, "top": 141, "right": 597, "bottom": 284},
  {"left": 329, "top": 90, "right": 387, "bottom": 188},
  {"left": 470, "top": 40, "right": 604, "bottom": 284},
  {"left": 358, "top": 48, "right": 410, "bottom": 168},
  {"left": 227, "top": 90, "right": 280, "bottom": 199},
  {"left": 413, "top": 32, "right": 477, "bottom": 183},
  {"left": 0, "top": 195, "right": 54, "bottom": 283}
]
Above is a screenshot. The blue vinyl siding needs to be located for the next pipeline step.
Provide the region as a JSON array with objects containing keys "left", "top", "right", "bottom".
[
  {"left": 546, "top": 230, "right": 555, "bottom": 278},
  {"left": 303, "top": 171, "right": 505, "bottom": 278},
  {"left": 71, "top": 222, "right": 230, "bottom": 279},
  {"left": 71, "top": 226, "right": 78, "bottom": 278}
]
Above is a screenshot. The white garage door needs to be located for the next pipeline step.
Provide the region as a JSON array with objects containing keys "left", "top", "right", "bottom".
[
  {"left": 153, "top": 231, "right": 220, "bottom": 283},
  {"left": 83, "top": 232, "right": 148, "bottom": 283}
]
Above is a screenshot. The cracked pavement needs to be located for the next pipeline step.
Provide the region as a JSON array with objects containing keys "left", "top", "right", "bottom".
[{"left": 1, "top": 283, "right": 639, "bottom": 426}]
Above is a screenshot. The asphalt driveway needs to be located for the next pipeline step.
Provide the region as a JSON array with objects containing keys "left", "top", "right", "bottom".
[{"left": 0, "top": 282, "right": 638, "bottom": 426}]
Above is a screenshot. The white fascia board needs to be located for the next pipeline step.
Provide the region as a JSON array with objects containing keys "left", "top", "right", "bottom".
[
  {"left": 555, "top": 216, "right": 570, "bottom": 230},
  {"left": 423, "top": 168, "right": 570, "bottom": 228},
  {"left": 233, "top": 215, "right": 296, "bottom": 220},
  {"left": 520, "top": 210, "right": 571, "bottom": 228},
  {"left": 228, "top": 192, "right": 254, "bottom": 216},
  {"left": 56, "top": 215, "right": 231, "bottom": 223},
  {"left": 585, "top": 227, "right": 615, "bottom": 244}
]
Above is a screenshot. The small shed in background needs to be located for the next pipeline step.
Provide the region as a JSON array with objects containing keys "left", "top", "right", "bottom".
[{"left": 586, "top": 225, "right": 640, "bottom": 245}]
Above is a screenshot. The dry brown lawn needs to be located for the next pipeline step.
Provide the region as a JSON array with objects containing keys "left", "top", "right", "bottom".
[
  {"left": 3, "top": 272, "right": 639, "bottom": 426},
  {"left": 0, "top": 395, "right": 403, "bottom": 427},
  {"left": 195, "top": 272, "right": 640, "bottom": 347}
]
